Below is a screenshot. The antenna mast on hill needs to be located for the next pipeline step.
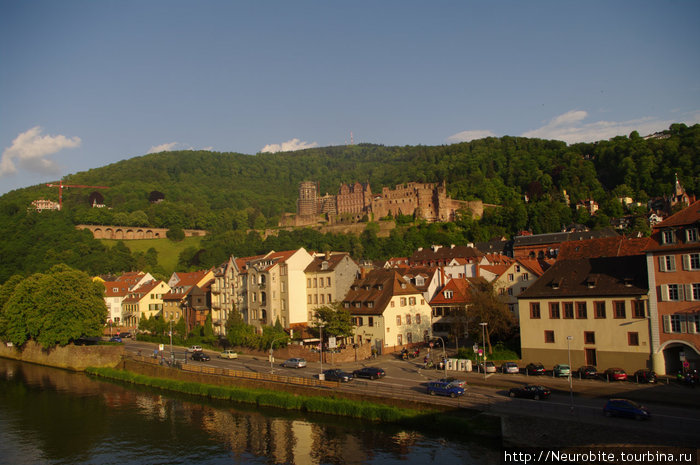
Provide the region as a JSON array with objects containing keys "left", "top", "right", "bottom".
[{"left": 350, "top": 131, "right": 354, "bottom": 145}]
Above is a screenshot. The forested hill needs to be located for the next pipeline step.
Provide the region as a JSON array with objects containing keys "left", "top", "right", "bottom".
[
  {"left": 2, "top": 123, "right": 697, "bottom": 234},
  {"left": 0, "top": 123, "right": 697, "bottom": 283}
]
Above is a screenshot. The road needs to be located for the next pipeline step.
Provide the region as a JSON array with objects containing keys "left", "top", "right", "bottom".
[{"left": 119, "top": 339, "right": 700, "bottom": 441}]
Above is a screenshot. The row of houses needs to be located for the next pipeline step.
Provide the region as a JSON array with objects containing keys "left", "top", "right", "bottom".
[{"left": 100, "top": 200, "right": 700, "bottom": 376}]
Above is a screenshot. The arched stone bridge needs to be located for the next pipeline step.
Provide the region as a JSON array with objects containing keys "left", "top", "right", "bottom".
[{"left": 76, "top": 225, "right": 207, "bottom": 240}]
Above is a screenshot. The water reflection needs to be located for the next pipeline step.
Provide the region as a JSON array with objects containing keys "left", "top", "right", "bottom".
[{"left": 0, "top": 359, "right": 497, "bottom": 464}]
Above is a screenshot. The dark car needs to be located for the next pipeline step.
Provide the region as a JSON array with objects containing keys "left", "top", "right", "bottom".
[
  {"left": 322, "top": 369, "right": 353, "bottom": 382},
  {"left": 525, "top": 362, "right": 545, "bottom": 375},
  {"left": 508, "top": 385, "right": 551, "bottom": 400},
  {"left": 426, "top": 381, "right": 464, "bottom": 398},
  {"left": 118, "top": 332, "right": 132, "bottom": 338},
  {"left": 578, "top": 365, "right": 598, "bottom": 379},
  {"left": 190, "top": 351, "right": 210, "bottom": 362},
  {"left": 604, "top": 368, "right": 628, "bottom": 381},
  {"left": 108, "top": 336, "right": 122, "bottom": 343},
  {"left": 633, "top": 369, "right": 657, "bottom": 383},
  {"left": 352, "top": 367, "right": 386, "bottom": 380},
  {"left": 603, "top": 398, "right": 650, "bottom": 420}
]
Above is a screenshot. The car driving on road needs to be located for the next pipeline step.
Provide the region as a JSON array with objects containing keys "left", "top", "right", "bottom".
[
  {"left": 191, "top": 351, "right": 210, "bottom": 362},
  {"left": 603, "top": 398, "right": 650, "bottom": 420},
  {"left": 281, "top": 358, "right": 307, "bottom": 368},
  {"left": 352, "top": 367, "right": 385, "bottom": 380},
  {"left": 426, "top": 381, "right": 464, "bottom": 398},
  {"left": 322, "top": 369, "right": 353, "bottom": 382},
  {"left": 508, "top": 385, "right": 551, "bottom": 400},
  {"left": 218, "top": 350, "right": 238, "bottom": 359}
]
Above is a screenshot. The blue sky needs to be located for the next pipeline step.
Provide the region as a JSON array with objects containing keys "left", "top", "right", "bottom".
[{"left": 1, "top": 1, "right": 699, "bottom": 195}]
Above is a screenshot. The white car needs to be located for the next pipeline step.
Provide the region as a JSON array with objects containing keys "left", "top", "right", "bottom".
[
  {"left": 501, "top": 362, "right": 520, "bottom": 374},
  {"left": 187, "top": 345, "right": 203, "bottom": 353},
  {"left": 281, "top": 358, "right": 307, "bottom": 368},
  {"left": 479, "top": 361, "right": 497, "bottom": 373},
  {"left": 218, "top": 350, "right": 238, "bottom": 359}
]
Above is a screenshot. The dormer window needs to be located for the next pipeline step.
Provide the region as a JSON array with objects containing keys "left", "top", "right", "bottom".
[
  {"left": 415, "top": 276, "right": 425, "bottom": 286},
  {"left": 367, "top": 301, "right": 373, "bottom": 308},
  {"left": 377, "top": 284, "right": 383, "bottom": 290},
  {"left": 662, "top": 229, "right": 675, "bottom": 245},
  {"left": 551, "top": 278, "right": 563, "bottom": 289},
  {"left": 401, "top": 283, "right": 407, "bottom": 289},
  {"left": 444, "top": 290, "right": 453, "bottom": 299},
  {"left": 686, "top": 228, "right": 699, "bottom": 243},
  {"left": 623, "top": 277, "right": 633, "bottom": 287},
  {"left": 321, "top": 261, "right": 329, "bottom": 270},
  {"left": 585, "top": 275, "right": 598, "bottom": 288}
]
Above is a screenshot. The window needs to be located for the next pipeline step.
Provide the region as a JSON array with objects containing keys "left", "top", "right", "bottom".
[
  {"left": 594, "top": 301, "right": 606, "bottom": 319},
  {"left": 396, "top": 315, "right": 402, "bottom": 326},
  {"left": 327, "top": 277, "right": 331, "bottom": 287},
  {"left": 409, "top": 297, "right": 416, "bottom": 305},
  {"left": 406, "top": 314, "right": 411, "bottom": 325},
  {"left": 313, "top": 278, "right": 317, "bottom": 288},
  {"left": 415, "top": 314, "right": 421, "bottom": 325},
  {"left": 391, "top": 301, "right": 395, "bottom": 307},
  {"left": 662, "top": 229, "right": 675, "bottom": 244},
  {"left": 508, "top": 274, "right": 514, "bottom": 282},
  {"left": 584, "top": 331, "right": 595, "bottom": 344},
  {"left": 544, "top": 330, "right": 555, "bottom": 343},
  {"left": 515, "top": 265, "right": 521, "bottom": 272},
  {"left": 689, "top": 314, "right": 700, "bottom": 334},
  {"left": 628, "top": 332, "right": 639, "bottom": 346},
  {"left": 576, "top": 302, "right": 587, "bottom": 319},
  {"left": 686, "top": 228, "right": 699, "bottom": 243},
  {"left": 523, "top": 273, "right": 529, "bottom": 281},
  {"left": 659, "top": 255, "right": 676, "bottom": 272},
  {"left": 314, "top": 295, "right": 318, "bottom": 304},
  {"left": 397, "top": 334, "right": 402, "bottom": 345},
  {"left": 670, "top": 314, "right": 682, "bottom": 333},
  {"left": 320, "top": 294, "right": 325, "bottom": 304},
  {"left": 400, "top": 297, "right": 407, "bottom": 306},
  {"left": 444, "top": 290, "right": 453, "bottom": 299},
  {"left": 563, "top": 302, "right": 574, "bottom": 319},
  {"left": 549, "top": 302, "right": 560, "bottom": 319},
  {"left": 632, "top": 300, "right": 645, "bottom": 318},
  {"left": 530, "top": 302, "right": 541, "bottom": 319},
  {"left": 614, "top": 301, "right": 626, "bottom": 319},
  {"left": 683, "top": 253, "right": 700, "bottom": 271},
  {"left": 356, "top": 317, "right": 363, "bottom": 327},
  {"left": 499, "top": 288, "right": 506, "bottom": 295},
  {"left": 327, "top": 293, "right": 332, "bottom": 303},
  {"left": 368, "top": 317, "right": 374, "bottom": 327},
  {"left": 690, "top": 283, "right": 700, "bottom": 301},
  {"left": 665, "top": 284, "right": 682, "bottom": 301}
]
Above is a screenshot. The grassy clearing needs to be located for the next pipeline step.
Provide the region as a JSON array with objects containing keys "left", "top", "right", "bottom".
[
  {"left": 100, "top": 236, "right": 202, "bottom": 274},
  {"left": 85, "top": 367, "right": 499, "bottom": 436}
]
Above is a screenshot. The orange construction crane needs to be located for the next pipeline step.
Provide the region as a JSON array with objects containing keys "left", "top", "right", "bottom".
[{"left": 46, "top": 180, "right": 109, "bottom": 210}]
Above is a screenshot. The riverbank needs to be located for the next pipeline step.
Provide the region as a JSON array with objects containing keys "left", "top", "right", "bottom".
[
  {"left": 0, "top": 341, "right": 123, "bottom": 370},
  {"left": 86, "top": 362, "right": 502, "bottom": 442}
]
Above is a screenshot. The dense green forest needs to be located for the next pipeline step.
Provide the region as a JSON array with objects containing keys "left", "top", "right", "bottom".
[{"left": 0, "top": 123, "right": 697, "bottom": 284}]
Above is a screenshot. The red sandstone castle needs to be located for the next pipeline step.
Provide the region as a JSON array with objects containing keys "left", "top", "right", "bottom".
[{"left": 283, "top": 180, "right": 483, "bottom": 227}]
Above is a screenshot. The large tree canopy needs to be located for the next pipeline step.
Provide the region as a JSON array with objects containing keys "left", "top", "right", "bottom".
[{"left": 0, "top": 265, "right": 107, "bottom": 348}]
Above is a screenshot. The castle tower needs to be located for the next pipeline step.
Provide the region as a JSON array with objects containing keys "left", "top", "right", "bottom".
[{"left": 297, "top": 181, "right": 319, "bottom": 216}]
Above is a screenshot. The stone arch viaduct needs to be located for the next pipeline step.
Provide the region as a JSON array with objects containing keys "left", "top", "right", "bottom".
[{"left": 76, "top": 225, "right": 207, "bottom": 240}]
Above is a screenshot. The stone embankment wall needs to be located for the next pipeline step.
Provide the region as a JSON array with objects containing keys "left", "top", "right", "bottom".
[{"left": 0, "top": 341, "right": 124, "bottom": 371}]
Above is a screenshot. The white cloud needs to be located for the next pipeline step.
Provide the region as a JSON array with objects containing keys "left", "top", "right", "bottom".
[
  {"left": 521, "top": 110, "right": 700, "bottom": 143},
  {"left": 147, "top": 142, "right": 179, "bottom": 154},
  {"left": 0, "top": 126, "right": 81, "bottom": 177},
  {"left": 446, "top": 129, "right": 497, "bottom": 144},
  {"left": 260, "top": 138, "right": 318, "bottom": 153}
]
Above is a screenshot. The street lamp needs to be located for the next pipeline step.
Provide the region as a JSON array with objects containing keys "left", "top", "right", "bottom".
[
  {"left": 318, "top": 323, "right": 325, "bottom": 380},
  {"left": 270, "top": 335, "right": 287, "bottom": 373},
  {"left": 479, "top": 322, "right": 488, "bottom": 381},
  {"left": 433, "top": 336, "right": 447, "bottom": 375},
  {"left": 169, "top": 319, "right": 174, "bottom": 364},
  {"left": 567, "top": 335, "right": 574, "bottom": 413}
]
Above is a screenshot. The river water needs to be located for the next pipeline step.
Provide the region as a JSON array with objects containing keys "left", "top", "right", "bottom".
[{"left": 0, "top": 359, "right": 499, "bottom": 464}]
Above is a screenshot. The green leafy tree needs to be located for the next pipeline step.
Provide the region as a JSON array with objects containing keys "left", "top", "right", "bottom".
[
  {"left": 311, "top": 303, "right": 356, "bottom": 343},
  {"left": 225, "top": 311, "right": 258, "bottom": 348},
  {"left": 1, "top": 265, "right": 106, "bottom": 348},
  {"left": 467, "top": 281, "right": 515, "bottom": 354}
]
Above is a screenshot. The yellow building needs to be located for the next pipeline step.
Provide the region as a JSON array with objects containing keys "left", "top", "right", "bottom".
[{"left": 517, "top": 255, "right": 651, "bottom": 373}]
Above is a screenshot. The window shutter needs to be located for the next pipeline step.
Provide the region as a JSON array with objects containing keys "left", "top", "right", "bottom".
[
  {"left": 678, "top": 285, "right": 685, "bottom": 301},
  {"left": 688, "top": 316, "right": 698, "bottom": 334},
  {"left": 669, "top": 256, "right": 676, "bottom": 271},
  {"left": 658, "top": 256, "right": 666, "bottom": 272},
  {"left": 660, "top": 285, "right": 668, "bottom": 301},
  {"left": 683, "top": 254, "right": 691, "bottom": 271},
  {"left": 662, "top": 315, "right": 671, "bottom": 333},
  {"left": 685, "top": 284, "right": 693, "bottom": 301},
  {"left": 680, "top": 319, "right": 687, "bottom": 334}
]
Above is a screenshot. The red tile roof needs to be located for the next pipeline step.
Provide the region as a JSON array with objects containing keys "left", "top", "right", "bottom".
[
  {"left": 655, "top": 199, "right": 700, "bottom": 228},
  {"left": 557, "top": 236, "right": 651, "bottom": 259}
]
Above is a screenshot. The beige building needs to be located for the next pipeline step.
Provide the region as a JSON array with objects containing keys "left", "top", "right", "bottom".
[
  {"left": 518, "top": 255, "right": 651, "bottom": 373},
  {"left": 121, "top": 280, "right": 171, "bottom": 326},
  {"left": 102, "top": 271, "right": 154, "bottom": 326},
  {"left": 304, "top": 252, "right": 360, "bottom": 321},
  {"left": 342, "top": 269, "right": 433, "bottom": 353},
  {"left": 243, "top": 249, "right": 314, "bottom": 331},
  {"left": 481, "top": 257, "right": 546, "bottom": 319}
]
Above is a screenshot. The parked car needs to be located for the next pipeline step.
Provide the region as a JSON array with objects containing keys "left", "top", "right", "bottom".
[
  {"left": 438, "top": 377, "right": 466, "bottom": 388},
  {"left": 187, "top": 345, "right": 203, "bottom": 353},
  {"left": 578, "top": 365, "right": 598, "bottom": 379},
  {"left": 525, "top": 362, "right": 545, "bottom": 375},
  {"left": 553, "top": 364, "right": 571, "bottom": 377},
  {"left": 108, "top": 336, "right": 122, "bottom": 343},
  {"left": 426, "top": 381, "right": 465, "bottom": 398},
  {"left": 218, "top": 350, "right": 238, "bottom": 359},
  {"left": 605, "top": 368, "right": 628, "bottom": 381},
  {"left": 501, "top": 362, "right": 520, "bottom": 374},
  {"left": 633, "top": 369, "right": 657, "bottom": 383},
  {"left": 603, "top": 398, "right": 650, "bottom": 420},
  {"left": 118, "top": 332, "right": 132, "bottom": 338},
  {"left": 478, "top": 361, "right": 496, "bottom": 373},
  {"left": 281, "top": 358, "right": 307, "bottom": 368},
  {"left": 322, "top": 369, "right": 353, "bottom": 382},
  {"left": 352, "top": 367, "right": 386, "bottom": 380},
  {"left": 190, "top": 351, "right": 210, "bottom": 362},
  {"left": 508, "top": 385, "right": 551, "bottom": 400}
]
